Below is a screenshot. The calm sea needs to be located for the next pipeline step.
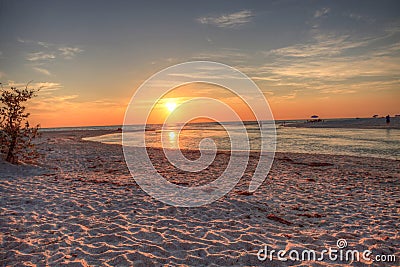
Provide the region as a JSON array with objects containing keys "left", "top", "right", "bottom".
[{"left": 43, "top": 121, "right": 400, "bottom": 160}]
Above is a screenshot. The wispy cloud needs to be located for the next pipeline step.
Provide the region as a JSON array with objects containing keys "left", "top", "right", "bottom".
[
  {"left": 6, "top": 80, "right": 63, "bottom": 90},
  {"left": 259, "top": 55, "right": 400, "bottom": 82},
  {"left": 320, "top": 88, "right": 357, "bottom": 94},
  {"left": 266, "top": 34, "right": 372, "bottom": 58},
  {"left": 18, "top": 38, "right": 53, "bottom": 48},
  {"left": 235, "top": 27, "right": 400, "bottom": 99},
  {"left": 37, "top": 41, "right": 52, "bottom": 48},
  {"left": 4, "top": 81, "right": 62, "bottom": 93},
  {"left": 19, "top": 38, "right": 83, "bottom": 61},
  {"left": 276, "top": 91, "right": 297, "bottom": 100},
  {"left": 192, "top": 48, "right": 249, "bottom": 63},
  {"left": 197, "top": 10, "right": 254, "bottom": 28},
  {"left": 29, "top": 94, "right": 79, "bottom": 113},
  {"left": 314, "top": 7, "right": 330, "bottom": 18},
  {"left": 262, "top": 31, "right": 400, "bottom": 82},
  {"left": 58, "top": 47, "right": 83, "bottom": 59},
  {"left": 18, "top": 38, "right": 84, "bottom": 76},
  {"left": 26, "top": 52, "right": 55, "bottom": 61},
  {"left": 346, "top": 12, "right": 375, "bottom": 23},
  {"left": 348, "top": 13, "right": 362, "bottom": 21},
  {"left": 34, "top": 82, "right": 63, "bottom": 91},
  {"left": 33, "top": 67, "right": 51, "bottom": 76},
  {"left": 30, "top": 93, "right": 124, "bottom": 117}
]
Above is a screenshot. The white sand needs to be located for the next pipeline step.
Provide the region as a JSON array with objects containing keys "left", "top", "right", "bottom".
[{"left": 0, "top": 130, "right": 399, "bottom": 266}]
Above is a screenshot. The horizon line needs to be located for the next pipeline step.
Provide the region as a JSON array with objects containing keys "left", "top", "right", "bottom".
[{"left": 38, "top": 116, "right": 394, "bottom": 129}]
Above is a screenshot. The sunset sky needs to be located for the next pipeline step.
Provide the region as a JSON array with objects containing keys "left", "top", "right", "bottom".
[{"left": 0, "top": 0, "right": 399, "bottom": 127}]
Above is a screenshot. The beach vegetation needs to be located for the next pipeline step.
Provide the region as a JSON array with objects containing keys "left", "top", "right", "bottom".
[{"left": 0, "top": 82, "right": 41, "bottom": 164}]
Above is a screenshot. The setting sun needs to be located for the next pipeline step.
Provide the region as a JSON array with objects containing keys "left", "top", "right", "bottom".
[{"left": 165, "top": 101, "right": 177, "bottom": 113}]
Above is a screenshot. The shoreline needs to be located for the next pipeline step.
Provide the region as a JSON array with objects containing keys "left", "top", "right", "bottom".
[
  {"left": 283, "top": 117, "right": 400, "bottom": 129},
  {"left": 81, "top": 129, "right": 399, "bottom": 161},
  {"left": 39, "top": 117, "right": 400, "bottom": 132},
  {"left": 1, "top": 130, "right": 399, "bottom": 266}
]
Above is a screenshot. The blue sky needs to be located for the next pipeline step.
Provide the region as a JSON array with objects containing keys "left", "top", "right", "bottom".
[{"left": 0, "top": 0, "right": 399, "bottom": 126}]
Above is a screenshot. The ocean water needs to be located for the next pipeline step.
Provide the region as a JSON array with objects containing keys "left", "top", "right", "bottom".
[{"left": 77, "top": 121, "right": 400, "bottom": 160}]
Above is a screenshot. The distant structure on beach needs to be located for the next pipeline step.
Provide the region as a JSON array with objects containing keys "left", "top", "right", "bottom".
[
  {"left": 308, "top": 115, "right": 322, "bottom": 123},
  {"left": 373, "top": 114, "right": 379, "bottom": 118}
]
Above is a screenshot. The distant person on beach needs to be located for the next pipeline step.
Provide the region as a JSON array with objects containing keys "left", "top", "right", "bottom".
[{"left": 386, "top": 115, "right": 390, "bottom": 125}]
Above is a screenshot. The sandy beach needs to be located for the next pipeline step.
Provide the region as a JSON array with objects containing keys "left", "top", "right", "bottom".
[{"left": 1, "top": 130, "right": 399, "bottom": 266}]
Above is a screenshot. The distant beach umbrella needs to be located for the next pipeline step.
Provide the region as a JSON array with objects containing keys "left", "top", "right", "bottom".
[{"left": 311, "top": 115, "right": 319, "bottom": 118}]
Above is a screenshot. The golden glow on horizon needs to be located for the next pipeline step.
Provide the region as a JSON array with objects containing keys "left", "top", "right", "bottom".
[
  {"left": 25, "top": 82, "right": 400, "bottom": 128},
  {"left": 145, "top": 83, "right": 258, "bottom": 125}
]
